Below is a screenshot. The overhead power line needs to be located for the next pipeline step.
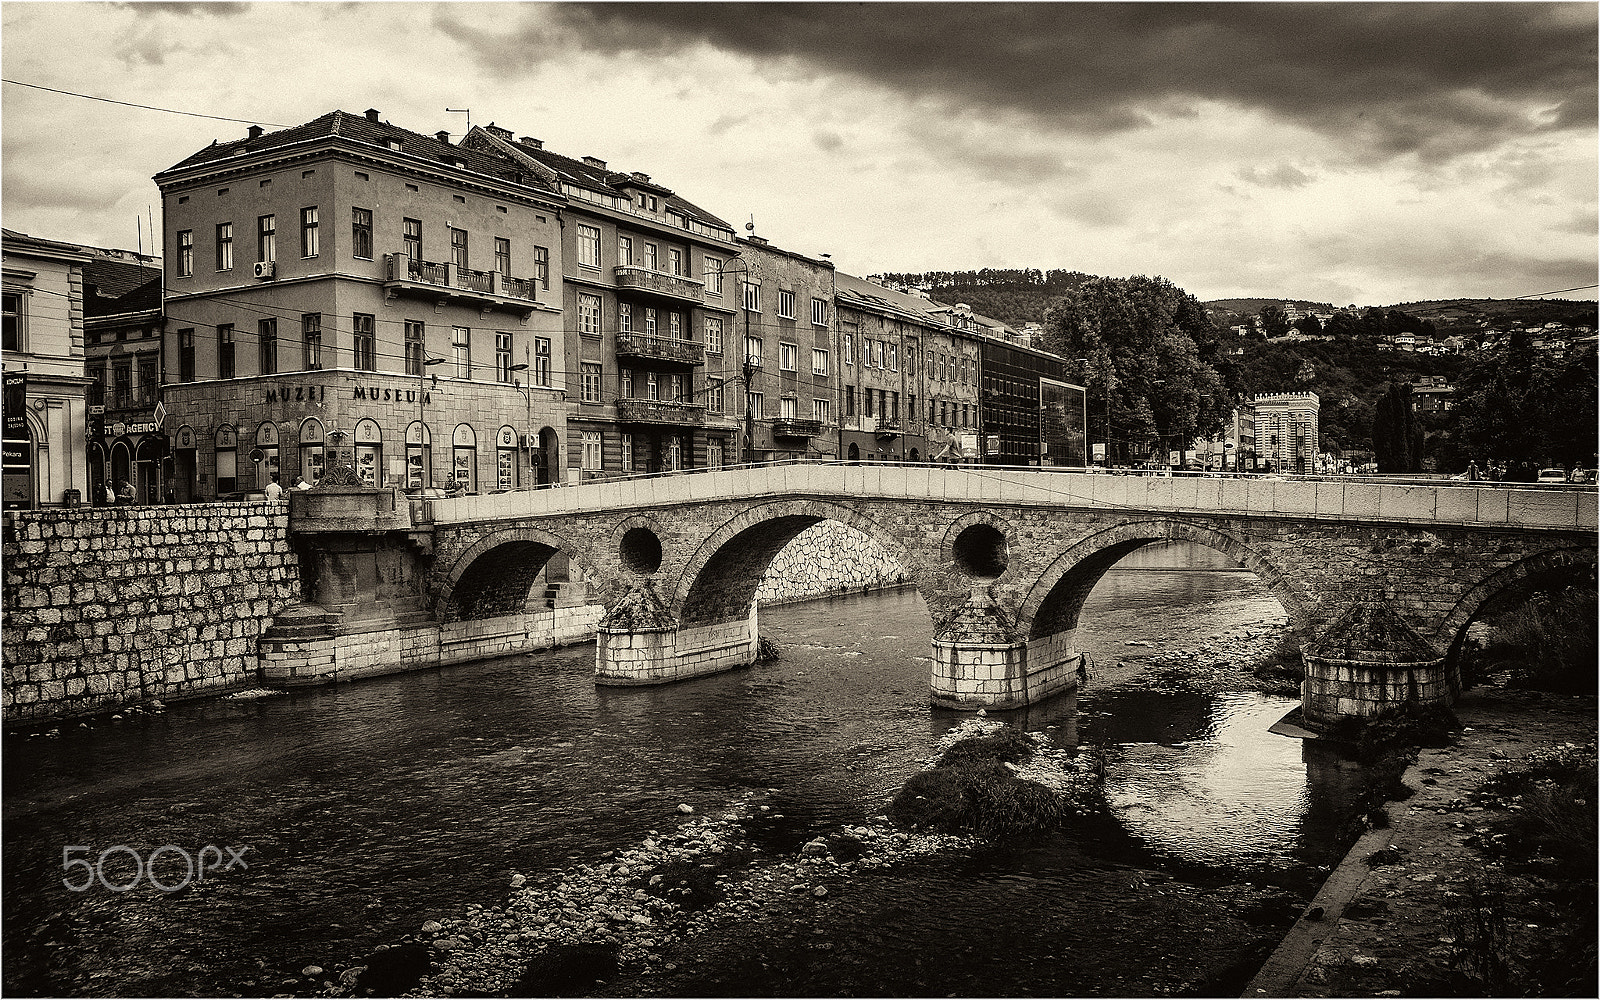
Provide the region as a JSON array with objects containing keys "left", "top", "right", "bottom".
[
  {"left": 1511, "top": 284, "right": 1598, "bottom": 300},
  {"left": 1, "top": 78, "right": 289, "bottom": 128}
]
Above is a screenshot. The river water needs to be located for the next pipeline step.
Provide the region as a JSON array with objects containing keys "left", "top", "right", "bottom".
[{"left": 3, "top": 541, "right": 1363, "bottom": 997}]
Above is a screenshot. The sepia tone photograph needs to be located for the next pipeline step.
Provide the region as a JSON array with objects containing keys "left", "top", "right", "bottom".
[{"left": 2, "top": 3, "right": 1596, "bottom": 997}]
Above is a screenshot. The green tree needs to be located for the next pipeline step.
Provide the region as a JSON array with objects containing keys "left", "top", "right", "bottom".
[
  {"left": 1258, "top": 304, "right": 1292, "bottom": 339},
  {"left": 1041, "top": 276, "right": 1234, "bottom": 463},
  {"left": 1371, "top": 382, "right": 1423, "bottom": 472},
  {"left": 1454, "top": 333, "right": 1599, "bottom": 470}
]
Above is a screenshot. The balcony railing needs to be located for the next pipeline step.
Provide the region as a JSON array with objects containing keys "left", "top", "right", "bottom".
[
  {"left": 613, "top": 265, "right": 705, "bottom": 303},
  {"left": 383, "top": 254, "right": 541, "bottom": 313},
  {"left": 615, "top": 398, "right": 707, "bottom": 427},
  {"left": 615, "top": 333, "right": 705, "bottom": 367},
  {"left": 772, "top": 418, "right": 823, "bottom": 439},
  {"left": 875, "top": 417, "right": 901, "bottom": 438}
]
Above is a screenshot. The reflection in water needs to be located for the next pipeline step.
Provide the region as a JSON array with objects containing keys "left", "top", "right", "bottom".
[{"left": 3, "top": 542, "right": 1354, "bottom": 998}]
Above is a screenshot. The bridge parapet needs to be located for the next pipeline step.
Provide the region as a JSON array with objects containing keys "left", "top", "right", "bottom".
[{"left": 429, "top": 465, "right": 1597, "bottom": 532}]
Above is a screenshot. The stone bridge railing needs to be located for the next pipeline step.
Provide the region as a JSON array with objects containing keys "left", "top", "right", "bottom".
[{"left": 425, "top": 463, "right": 1598, "bottom": 532}]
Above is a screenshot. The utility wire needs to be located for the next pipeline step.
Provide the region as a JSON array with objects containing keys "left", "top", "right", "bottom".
[
  {"left": 1510, "top": 284, "right": 1599, "bottom": 300},
  {"left": 1, "top": 78, "right": 289, "bottom": 127}
]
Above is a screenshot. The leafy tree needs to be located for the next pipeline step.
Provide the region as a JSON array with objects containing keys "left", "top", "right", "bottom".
[
  {"left": 1040, "top": 276, "right": 1234, "bottom": 462},
  {"left": 1371, "top": 382, "right": 1424, "bottom": 472},
  {"left": 1258, "top": 304, "right": 1293, "bottom": 339},
  {"left": 1293, "top": 313, "right": 1324, "bottom": 337},
  {"left": 1454, "top": 333, "right": 1599, "bottom": 471}
]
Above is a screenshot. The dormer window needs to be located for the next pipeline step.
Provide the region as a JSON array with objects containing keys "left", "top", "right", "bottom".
[{"left": 387, "top": 140, "right": 402, "bottom": 152}]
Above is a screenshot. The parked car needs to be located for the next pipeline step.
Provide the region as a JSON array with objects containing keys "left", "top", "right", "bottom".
[
  {"left": 217, "top": 489, "right": 270, "bottom": 503},
  {"left": 1536, "top": 468, "right": 1568, "bottom": 483}
]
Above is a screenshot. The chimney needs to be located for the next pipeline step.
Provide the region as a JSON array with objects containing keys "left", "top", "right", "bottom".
[
  {"left": 436, "top": 131, "right": 452, "bottom": 145},
  {"left": 581, "top": 155, "right": 607, "bottom": 169},
  {"left": 631, "top": 171, "right": 651, "bottom": 183},
  {"left": 520, "top": 137, "right": 543, "bottom": 148},
  {"left": 365, "top": 108, "right": 381, "bottom": 122},
  {"left": 484, "top": 122, "right": 513, "bottom": 140},
  {"left": 247, "top": 125, "right": 263, "bottom": 140}
]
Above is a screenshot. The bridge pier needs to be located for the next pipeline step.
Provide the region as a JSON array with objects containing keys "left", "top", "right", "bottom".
[
  {"left": 1299, "top": 600, "right": 1452, "bottom": 730},
  {"left": 596, "top": 584, "right": 758, "bottom": 685},
  {"left": 930, "top": 594, "right": 1084, "bottom": 710}
]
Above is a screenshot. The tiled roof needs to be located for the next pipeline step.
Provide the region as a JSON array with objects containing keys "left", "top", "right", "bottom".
[
  {"left": 157, "top": 111, "right": 550, "bottom": 191},
  {"left": 834, "top": 271, "right": 948, "bottom": 326},
  {"left": 2, "top": 228, "right": 92, "bottom": 261},
  {"left": 502, "top": 137, "right": 734, "bottom": 231},
  {"left": 84, "top": 259, "right": 162, "bottom": 316}
]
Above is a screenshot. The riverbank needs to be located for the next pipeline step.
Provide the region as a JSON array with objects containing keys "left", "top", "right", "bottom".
[{"left": 1247, "top": 683, "right": 1598, "bottom": 997}]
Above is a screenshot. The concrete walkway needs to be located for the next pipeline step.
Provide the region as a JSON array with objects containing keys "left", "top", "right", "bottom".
[{"left": 1245, "top": 686, "right": 1596, "bottom": 997}]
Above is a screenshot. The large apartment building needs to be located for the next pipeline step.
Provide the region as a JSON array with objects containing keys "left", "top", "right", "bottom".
[
  {"left": 153, "top": 110, "right": 568, "bottom": 500},
  {"left": 84, "top": 251, "right": 165, "bottom": 503},
  {"left": 1256, "top": 391, "right": 1320, "bottom": 474}
]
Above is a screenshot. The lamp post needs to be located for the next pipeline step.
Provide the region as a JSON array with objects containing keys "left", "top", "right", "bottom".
[
  {"left": 508, "top": 362, "right": 533, "bottom": 488},
  {"left": 416, "top": 353, "right": 447, "bottom": 488},
  {"left": 706, "top": 252, "right": 761, "bottom": 465}
]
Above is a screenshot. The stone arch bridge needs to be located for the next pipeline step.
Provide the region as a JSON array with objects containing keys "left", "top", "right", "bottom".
[{"left": 293, "top": 466, "right": 1597, "bottom": 729}]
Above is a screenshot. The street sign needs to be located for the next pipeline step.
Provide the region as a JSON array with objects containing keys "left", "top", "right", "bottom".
[
  {"left": 1092, "top": 443, "right": 1106, "bottom": 461},
  {"left": 153, "top": 400, "right": 167, "bottom": 429}
]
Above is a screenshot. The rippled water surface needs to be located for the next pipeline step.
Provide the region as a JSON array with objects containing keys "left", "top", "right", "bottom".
[{"left": 4, "top": 541, "right": 1355, "bottom": 997}]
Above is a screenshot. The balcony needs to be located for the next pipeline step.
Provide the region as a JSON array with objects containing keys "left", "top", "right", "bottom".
[
  {"left": 615, "top": 398, "right": 707, "bottom": 427},
  {"left": 875, "top": 417, "right": 901, "bottom": 439},
  {"left": 615, "top": 333, "right": 705, "bottom": 367},
  {"left": 383, "top": 254, "right": 542, "bottom": 316},
  {"left": 613, "top": 265, "right": 705, "bottom": 303},
  {"left": 772, "top": 418, "right": 823, "bottom": 439}
]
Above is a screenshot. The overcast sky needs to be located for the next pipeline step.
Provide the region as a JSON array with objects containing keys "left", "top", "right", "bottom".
[{"left": 3, "top": 2, "right": 1595, "bottom": 306}]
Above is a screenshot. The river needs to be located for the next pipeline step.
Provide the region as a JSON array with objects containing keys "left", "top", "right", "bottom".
[{"left": 2, "top": 540, "right": 1363, "bottom": 997}]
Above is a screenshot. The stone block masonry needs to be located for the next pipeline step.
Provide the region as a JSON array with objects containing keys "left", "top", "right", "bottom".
[
  {"left": 758, "top": 521, "right": 909, "bottom": 606},
  {"left": 2, "top": 504, "right": 302, "bottom": 724}
]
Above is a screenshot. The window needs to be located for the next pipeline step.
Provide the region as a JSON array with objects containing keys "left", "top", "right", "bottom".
[
  {"left": 353, "top": 313, "right": 375, "bottom": 371},
  {"left": 873, "top": 341, "right": 884, "bottom": 368},
  {"left": 620, "top": 370, "right": 633, "bottom": 398},
  {"left": 779, "top": 342, "right": 798, "bottom": 371},
  {"left": 743, "top": 280, "right": 761, "bottom": 312},
  {"left": 451, "top": 326, "right": 471, "bottom": 378},
  {"left": 845, "top": 385, "right": 855, "bottom": 416},
  {"left": 351, "top": 208, "right": 372, "bottom": 259},
  {"left": 747, "top": 389, "right": 764, "bottom": 417},
  {"left": 534, "top": 245, "right": 549, "bottom": 288},
  {"left": 646, "top": 372, "right": 659, "bottom": 400},
  {"left": 704, "top": 316, "right": 723, "bottom": 354},
  {"left": 176, "top": 230, "right": 193, "bottom": 276},
  {"left": 217, "top": 324, "right": 235, "bottom": 379},
  {"left": 620, "top": 433, "right": 633, "bottom": 473},
  {"left": 494, "top": 237, "right": 511, "bottom": 276},
  {"left": 534, "top": 337, "right": 552, "bottom": 387},
  {"left": 778, "top": 289, "right": 796, "bottom": 319},
  {"left": 215, "top": 222, "right": 233, "bottom": 270},
  {"left": 113, "top": 362, "right": 131, "bottom": 408},
  {"left": 864, "top": 389, "right": 874, "bottom": 417},
  {"left": 780, "top": 396, "right": 797, "bottom": 420},
  {"left": 258, "top": 318, "right": 278, "bottom": 374},
  {"left": 667, "top": 435, "right": 682, "bottom": 471},
  {"left": 405, "top": 320, "right": 425, "bottom": 376},
  {"left": 811, "top": 297, "right": 827, "bottom": 326},
  {"left": 577, "top": 224, "right": 601, "bottom": 267},
  {"left": 888, "top": 344, "right": 898, "bottom": 371},
  {"left": 300, "top": 314, "right": 322, "bottom": 370},
  {"left": 619, "top": 303, "right": 632, "bottom": 334},
  {"left": 668, "top": 248, "right": 682, "bottom": 276},
  {"left": 744, "top": 335, "right": 763, "bottom": 367},
  {"left": 137, "top": 358, "right": 157, "bottom": 404},
  {"left": 645, "top": 307, "right": 657, "bottom": 336},
  {"left": 814, "top": 397, "right": 831, "bottom": 423},
  {"left": 708, "top": 439, "right": 724, "bottom": 468},
  {"left": 618, "top": 235, "right": 632, "bottom": 266},
  {"left": 449, "top": 227, "right": 468, "bottom": 269},
  {"left": 301, "top": 207, "right": 319, "bottom": 257},
  {"left": 669, "top": 311, "right": 682, "bottom": 339},
  {"left": 843, "top": 333, "right": 853, "bottom": 365},
  {"left": 580, "top": 363, "right": 602, "bottom": 403},
  {"left": 813, "top": 348, "right": 829, "bottom": 376},
  {"left": 581, "top": 431, "right": 603, "bottom": 471},
  {"left": 907, "top": 347, "right": 916, "bottom": 376},
  {"left": 891, "top": 391, "right": 900, "bottom": 420},
  {"left": 643, "top": 243, "right": 658, "bottom": 271},
  {"left": 669, "top": 374, "right": 684, "bottom": 401},
  {"left": 178, "top": 328, "right": 195, "bottom": 381},
  {"left": 707, "top": 378, "right": 724, "bottom": 414},
  {"left": 705, "top": 256, "right": 723, "bottom": 295},
  {"left": 403, "top": 218, "right": 421, "bottom": 263},
  {"left": 495, "top": 332, "right": 513, "bottom": 382},
  {"left": 578, "top": 293, "right": 601, "bottom": 337},
  {"left": 258, "top": 215, "right": 276, "bottom": 262}
]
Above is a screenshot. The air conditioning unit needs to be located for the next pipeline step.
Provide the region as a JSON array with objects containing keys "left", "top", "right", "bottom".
[{"left": 253, "top": 261, "right": 276, "bottom": 279}]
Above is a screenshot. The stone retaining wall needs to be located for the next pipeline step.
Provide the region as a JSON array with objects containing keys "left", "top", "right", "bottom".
[
  {"left": 2, "top": 504, "right": 302, "bottom": 724},
  {"left": 758, "top": 521, "right": 909, "bottom": 605}
]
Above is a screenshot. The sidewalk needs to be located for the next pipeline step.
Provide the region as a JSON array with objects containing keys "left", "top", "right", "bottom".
[{"left": 1245, "top": 685, "right": 1596, "bottom": 997}]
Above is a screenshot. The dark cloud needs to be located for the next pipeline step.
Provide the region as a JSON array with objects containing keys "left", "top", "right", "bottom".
[
  {"left": 487, "top": 3, "right": 1597, "bottom": 162},
  {"left": 122, "top": 2, "right": 250, "bottom": 17},
  {"left": 812, "top": 129, "right": 843, "bottom": 153},
  {"left": 1236, "top": 164, "right": 1314, "bottom": 190}
]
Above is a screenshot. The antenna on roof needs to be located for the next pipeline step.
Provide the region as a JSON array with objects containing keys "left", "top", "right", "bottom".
[
  {"left": 446, "top": 107, "right": 470, "bottom": 132},
  {"left": 745, "top": 215, "right": 755, "bottom": 233}
]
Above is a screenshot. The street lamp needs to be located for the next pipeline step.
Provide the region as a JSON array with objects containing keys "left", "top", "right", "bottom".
[
  {"left": 706, "top": 252, "right": 761, "bottom": 465},
  {"left": 508, "top": 362, "right": 534, "bottom": 488},
  {"left": 416, "top": 353, "right": 447, "bottom": 487}
]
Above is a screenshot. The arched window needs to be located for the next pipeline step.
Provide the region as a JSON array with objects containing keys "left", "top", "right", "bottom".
[
  {"left": 256, "top": 421, "right": 280, "bottom": 489},
  {"left": 406, "top": 421, "right": 432, "bottom": 488},
  {"left": 298, "top": 417, "right": 325, "bottom": 485},
  {"left": 215, "top": 424, "right": 238, "bottom": 495},
  {"left": 353, "top": 418, "right": 382, "bottom": 487},
  {"left": 452, "top": 423, "right": 477, "bottom": 493},
  {"left": 495, "top": 425, "right": 518, "bottom": 491}
]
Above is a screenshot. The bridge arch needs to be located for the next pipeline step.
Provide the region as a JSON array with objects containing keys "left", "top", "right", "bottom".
[
  {"left": 438, "top": 525, "right": 604, "bottom": 622},
  {"left": 1018, "top": 519, "right": 1310, "bottom": 642},
  {"left": 1434, "top": 545, "right": 1597, "bottom": 651},
  {"left": 674, "top": 499, "right": 924, "bottom": 628}
]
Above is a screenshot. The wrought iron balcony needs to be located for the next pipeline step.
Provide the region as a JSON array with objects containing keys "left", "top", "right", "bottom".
[
  {"left": 772, "top": 418, "right": 823, "bottom": 439},
  {"left": 875, "top": 417, "right": 901, "bottom": 439},
  {"left": 615, "top": 333, "right": 705, "bottom": 367},
  {"left": 615, "top": 398, "right": 707, "bottom": 427},
  {"left": 383, "top": 254, "right": 541, "bottom": 315},
  {"left": 613, "top": 265, "right": 705, "bottom": 303}
]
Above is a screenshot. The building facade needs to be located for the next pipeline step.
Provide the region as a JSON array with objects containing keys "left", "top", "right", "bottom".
[
  {"left": 84, "top": 252, "right": 165, "bottom": 504},
  {"left": 153, "top": 110, "right": 568, "bottom": 501},
  {"left": 1256, "top": 391, "right": 1320, "bottom": 475},
  {"left": 978, "top": 336, "right": 1080, "bottom": 467},
  {"left": 2, "top": 229, "right": 93, "bottom": 509}
]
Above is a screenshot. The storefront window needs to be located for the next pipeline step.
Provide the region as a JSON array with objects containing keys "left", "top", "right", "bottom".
[
  {"left": 353, "top": 418, "right": 382, "bottom": 487},
  {"left": 298, "top": 417, "right": 325, "bottom": 485},
  {"left": 255, "top": 422, "right": 280, "bottom": 489},
  {"left": 452, "top": 424, "right": 477, "bottom": 493},
  {"left": 406, "top": 421, "right": 432, "bottom": 488},
  {"left": 495, "top": 425, "right": 517, "bottom": 491},
  {"left": 215, "top": 425, "right": 238, "bottom": 494}
]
